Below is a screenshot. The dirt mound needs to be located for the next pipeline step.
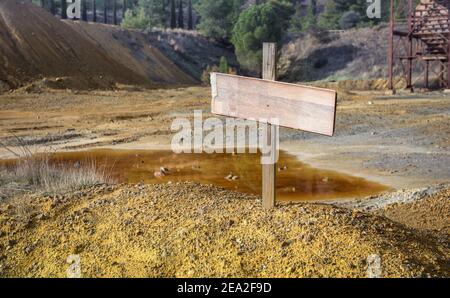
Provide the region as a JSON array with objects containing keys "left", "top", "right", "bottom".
[
  {"left": 279, "top": 26, "right": 437, "bottom": 88},
  {"left": 0, "top": 1, "right": 196, "bottom": 91},
  {"left": 144, "top": 29, "right": 238, "bottom": 80},
  {"left": 377, "top": 187, "right": 450, "bottom": 236},
  {"left": 65, "top": 22, "right": 198, "bottom": 85},
  {"left": 0, "top": 183, "right": 448, "bottom": 277},
  {"left": 279, "top": 27, "right": 388, "bottom": 83}
]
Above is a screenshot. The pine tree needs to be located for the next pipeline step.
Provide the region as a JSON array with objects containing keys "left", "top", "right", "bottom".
[
  {"left": 301, "top": 1, "right": 317, "bottom": 31},
  {"left": 122, "top": 0, "right": 127, "bottom": 18},
  {"left": 170, "top": 0, "right": 176, "bottom": 29},
  {"left": 318, "top": 0, "right": 340, "bottom": 29},
  {"left": 50, "top": 0, "right": 56, "bottom": 15},
  {"left": 82, "top": 0, "right": 88, "bottom": 21},
  {"left": 195, "top": 0, "right": 245, "bottom": 40},
  {"left": 311, "top": 0, "right": 317, "bottom": 16},
  {"left": 187, "top": 0, "right": 193, "bottom": 30},
  {"left": 61, "top": 0, "right": 67, "bottom": 19},
  {"left": 289, "top": 2, "right": 302, "bottom": 32},
  {"left": 177, "top": 0, "right": 184, "bottom": 29},
  {"left": 104, "top": 0, "right": 108, "bottom": 24},
  {"left": 113, "top": 0, "right": 117, "bottom": 25},
  {"left": 162, "top": 0, "right": 168, "bottom": 28},
  {"left": 93, "top": 0, "right": 97, "bottom": 22}
]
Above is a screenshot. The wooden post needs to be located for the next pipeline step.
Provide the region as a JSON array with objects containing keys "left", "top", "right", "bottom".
[{"left": 262, "top": 43, "right": 277, "bottom": 210}]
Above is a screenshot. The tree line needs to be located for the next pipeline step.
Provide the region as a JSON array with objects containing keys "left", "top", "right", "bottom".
[
  {"left": 33, "top": 0, "right": 399, "bottom": 75},
  {"left": 121, "top": 0, "right": 195, "bottom": 30},
  {"left": 33, "top": 0, "right": 196, "bottom": 28},
  {"left": 34, "top": 1, "right": 396, "bottom": 31},
  {"left": 35, "top": 0, "right": 135, "bottom": 25}
]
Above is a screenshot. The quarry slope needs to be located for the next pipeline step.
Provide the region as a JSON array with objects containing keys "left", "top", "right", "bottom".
[
  {"left": 0, "top": 0, "right": 197, "bottom": 92},
  {"left": 279, "top": 26, "right": 389, "bottom": 83}
]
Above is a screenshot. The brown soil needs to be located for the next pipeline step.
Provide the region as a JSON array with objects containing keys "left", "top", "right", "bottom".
[
  {"left": 65, "top": 21, "right": 198, "bottom": 85},
  {"left": 0, "top": 183, "right": 448, "bottom": 278}
]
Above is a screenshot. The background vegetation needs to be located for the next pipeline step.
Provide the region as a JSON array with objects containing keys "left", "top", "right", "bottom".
[{"left": 34, "top": 0, "right": 401, "bottom": 74}]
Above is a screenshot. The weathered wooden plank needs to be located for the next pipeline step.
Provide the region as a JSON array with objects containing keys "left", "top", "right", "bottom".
[{"left": 210, "top": 73, "right": 337, "bottom": 136}]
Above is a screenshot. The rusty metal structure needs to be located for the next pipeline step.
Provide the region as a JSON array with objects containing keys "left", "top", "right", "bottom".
[{"left": 388, "top": 0, "right": 450, "bottom": 91}]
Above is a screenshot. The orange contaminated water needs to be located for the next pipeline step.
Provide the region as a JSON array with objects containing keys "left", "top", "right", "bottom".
[{"left": 6, "top": 149, "right": 388, "bottom": 202}]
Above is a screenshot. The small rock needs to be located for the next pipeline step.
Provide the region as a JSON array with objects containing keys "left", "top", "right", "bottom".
[
  {"left": 24, "top": 246, "right": 33, "bottom": 255},
  {"left": 301, "top": 233, "right": 314, "bottom": 243},
  {"left": 225, "top": 173, "right": 233, "bottom": 181},
  {"left": 34, "top": 213, "right": 46, "bottom": 221},
  {"left": 281, "top": 239, "right": 294, "bottom": 248},
  {"left": 154, "top": 171, "right": 165, "bottom": 178},
  {"left": 278, "top": 165, "right": 288, "bottom": 172}
]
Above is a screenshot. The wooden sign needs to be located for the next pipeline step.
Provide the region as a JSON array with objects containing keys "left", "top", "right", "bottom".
[
  {"left": 210, "top": 43, "right": 337, "bottom": 209},
  {"left": 210, "top": 74, "right": 337, "bottom": 136}
]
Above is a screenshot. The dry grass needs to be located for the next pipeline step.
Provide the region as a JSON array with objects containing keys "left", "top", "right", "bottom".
[
  {"left": 13, "top": 155, "right": 113, "bottom": 194},
  {"left": 0, "top": 136, "right": 113, "bottom": 196}
]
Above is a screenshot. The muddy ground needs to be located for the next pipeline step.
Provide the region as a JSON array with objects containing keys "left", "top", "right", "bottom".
[{"left": 0, "top": 86, "right": 448, "bottom": 277}]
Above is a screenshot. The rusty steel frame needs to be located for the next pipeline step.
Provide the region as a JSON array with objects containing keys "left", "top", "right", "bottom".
[{"left": 388, "top": 0, "right": 450, "bottom": 91}]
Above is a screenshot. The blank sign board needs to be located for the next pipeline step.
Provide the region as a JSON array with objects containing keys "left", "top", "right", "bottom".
[{"left": 211, "top": 73, "right": 337, "bottom": 136}]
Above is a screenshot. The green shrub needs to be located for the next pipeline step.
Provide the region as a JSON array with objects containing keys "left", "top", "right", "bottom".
[
  {"left": 121, "top": 0, "right": 167, "bottom": 30},
  {"left": 201, "top": 65, "right": 219, "bottom": 86},
  {"left": 195, "top": 0, "right": 244, "bottom": 40},
  {"left": 121, "top": 8, "right": 152, "bottom": 29},
  {"left": 219, "top": 56, "right": 229, "bottom": 74},
  {"left": 318, "top": 0, "right": 340, "bottom": 30},
  {"left": 339, "top": 11, "right": 361, "bottom": 30},
  {"left": 231, "top": 0, "right": 293, "bottom": 74}
]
